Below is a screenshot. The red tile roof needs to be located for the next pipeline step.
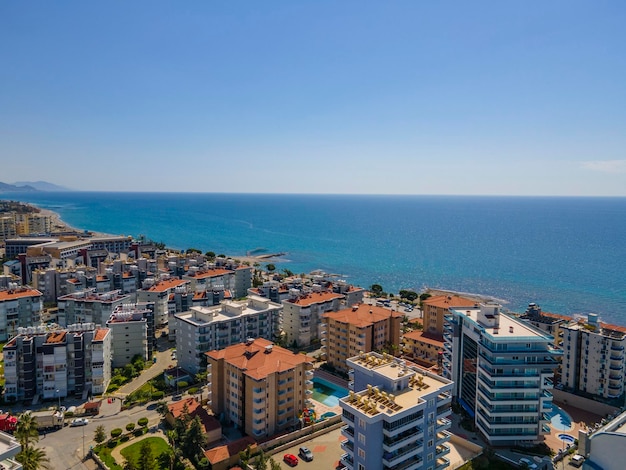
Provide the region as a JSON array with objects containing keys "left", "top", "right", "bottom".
[
  {"left": 94, "top": 328, "right": 110, "bottom": 341},
  {"left": 403, "top": 330, "right": 444, "bottom": 346},
  {"left": 0, "top": 287, "right": 42, "bottom": 301},
  {"left": 147, "top": 278, "right": 188, "bottom": 292},
  {"left": 204, "top": 436, "right": 257, "bottom": 465},
  {"left": 206, "top": 338, "right": 312, "bottom": 381},
  {"left": 323, "top": 304, "right": 402, "bottom": 327},
  {"left": 422, "top": 294, "right": 476, "bottom": 309},
  {"left": 286, "top": 291, "right": 344, "bottom": 306},
  {"left": 186, "top": 268, "right": 231, "bottom": 279}
]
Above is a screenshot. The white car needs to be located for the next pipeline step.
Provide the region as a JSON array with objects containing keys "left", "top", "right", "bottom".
[
  {"left": 70, "top": 418, "right": 89, "bottom": 427},
  {"left": 518, "top": 457, "right": 538, "bottom": 470}
]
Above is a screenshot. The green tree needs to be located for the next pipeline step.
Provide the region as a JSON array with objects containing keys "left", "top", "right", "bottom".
[
  {"left": 156, "top": 401, "right": 169, "bottom": 418},
  {"left": 399, "top": 289, "right": 419, "bottom": 301},
  {"left": 282, "top": 268, "right": 294, "bottom": 277},
  {"left": 158, "top": 448, "right": 176, "bottom": 470},
  {"left": 94, "top": 425, "right": 107, "bottom": 445},
  {"left": 138, "top": 440, "right": 157, "bottom": 470},
  {"left": 123, "top": 457, "right": 138, "bottom": 470},
  {"left": 126, "top": 422, "right": 136, "bottom": 432},
  {"left": 182, "top": 416, "right": 207, "bottom": 461},
  {"left": 419, "top": 292, "right": 431, "bottom": 301},
  {"left": 15, "top": 445, "right": 50, "bottom": 470},
  {"left": 205, "top": 251, "right": 216, "bottom": 260},
  {"left": 239, "top": 445, "right": 253, "bottom": 468},
  {"left": 254, "top": 449, "right": 268, "bottom": 470},
  {"left": 265, "top": 263, "right": 276, "bottom": 272},
  {"left": 268, "top": 457, "right": 282, "bottom": 470},
  {"left": 15, "top": 412, "right": 39, "bottom": 449},
  {"left": 370, "top": 284, "right": 384, "bottom": 296},
  {"left": 186, "top": 248, "right": 201, "bottom": 254}
]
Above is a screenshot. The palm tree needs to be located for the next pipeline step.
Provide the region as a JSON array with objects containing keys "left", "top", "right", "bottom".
[
  {"left": 15, "top": 412, "right": 40, "bottom": 449},
  {"left": 16, "top": 445, "right": 50, "bottom": 470}
]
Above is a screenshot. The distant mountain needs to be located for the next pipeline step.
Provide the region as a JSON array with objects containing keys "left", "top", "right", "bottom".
[
  {"left": 12, "top": 181, "right": 71, "bottom": 191},
  {"left": 0, "top": 181, "right": 38, "bottom": 193}
]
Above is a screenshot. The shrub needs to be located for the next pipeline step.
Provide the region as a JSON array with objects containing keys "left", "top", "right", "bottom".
[
  {"left": 110, "top": 428, "right": 123, "bottom": 438},
  {"left": 64, "top": 411, "right": 74, "bottom": 418},
  {"left": 177, "top": 381, "right": 188, "bottom": 389},
  {"left": 126, "top": 423, "right": 136, "bottom": 432},
  {"left": 120, "top": 435, "right": 130, "bottom": 443},
  {"left": 107, "top": 440, "right": 118, "bottom": 448},
  {"left": 138, "top": 417, "right": 148, "bottom": 427},
  {"left": 187, "top": 387, "right": 198, "bottom": 395},
  {"left": 151, "top": 391, "right": 164, "bottom": 400},
  {"left": 133, "top": 428, "right": 144, "bottom": 437},
  {"left": 107, "top": 384, "right": 119, "bottom": 393}
]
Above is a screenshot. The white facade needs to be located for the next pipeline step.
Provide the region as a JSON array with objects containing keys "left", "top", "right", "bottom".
[
  {"left": 174, "top": 295, "right": 282, "bottom": 374},
  {"left": 0, "top": 286, "right": 43, "bottom": 341},
  {"left": 443, "top": 303, "right": 561, "bottom": 445},
  {"left": 106, "top": 311, "right": 148, "bottom": 368},
  {"left": 561, "top": 314, "right": 626, "bottom": 401},
  {"left": 341, "top": 352, "right": 453, "bottom": 470}
]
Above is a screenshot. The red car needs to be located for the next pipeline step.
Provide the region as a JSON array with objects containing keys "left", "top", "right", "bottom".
[{"left": 283, "top": 454, "right": 299, "bottom": 466}]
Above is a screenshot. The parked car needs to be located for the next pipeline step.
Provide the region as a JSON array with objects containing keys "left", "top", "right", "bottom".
[
  {"left": 283, "top": 454, "right": 298, "bottom": 466},
  {"left": 518, "top": 457, "right": 538, "bottom": 470},
  {"left": 571, "top": 454, "right": 585, "bottom": 468},
  {"left": 70, "top": 418, "right": 89, "bottom": 427},
  {"left": 298, "top": 446, "right": 313, "bottom": 461}
]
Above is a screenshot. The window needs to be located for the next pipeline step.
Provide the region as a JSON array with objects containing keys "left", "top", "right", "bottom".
[
  {"left": 358, "top": 449, "right": 366, "bottom": 459},
  {"left": 358, "top": 418, "right": 366, "bottom": 429},
  {"left": 358, "top": 433, "right": 366, "bottom": 444}
]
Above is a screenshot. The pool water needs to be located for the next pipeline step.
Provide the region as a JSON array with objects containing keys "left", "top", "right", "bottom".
[
  {"left": 558, "top": 434, "right": 576, "bottom": 443},
  {"left": 311, "top": 377, "right": 348, "bottom": 407},
  {"left": 547, "top": 404, "right": 573, "bottom": 431}
]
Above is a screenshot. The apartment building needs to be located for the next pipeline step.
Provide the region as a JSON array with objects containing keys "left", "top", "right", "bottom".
[
  {"left": 282, "top": 289, "right": 346, "bottom": 347},
  {"left": 205, "top": 338, "right": 314, "bottom": 439},
  {"left": 136, "top": 277, "right": 190, "bottom": 327},
  {"left": 443, "top": 302, "right": 560, "bottom": 445},
  {"left": 174, "top": 295, "right": 282, "bottom": 374},
  {"left": 57, "top": 289, "right": 130, "bottom": 327},
  {"left": 422, "top": 295, "right": 476, "bottom": 335},
  {"left": 340, "top": 352, "right": 453, "bottom": 470},
  {"left": 0, "top": 215, "right": 17, "bottom": 241},
  {"left": 322, "top": 304, "right": 402, "bottom": 374},
  {"left": 402, "top": 330, "right": 444, "bottom": 368},
  {"left": 32, "top": 266, "right": 96, "bottom": 303},
  {"left": 14, "top": 212, "right": 52, "bottom": 235},
  {"left": 106, "top": 306, "right": 151, "bottom": 368},
  {"left": 0, "top": 431, "right": 22, "bottom": 470},
  {"left": 561, "top": 314, "right": 626, "bottom": 403},
  {"left": 3, "top": 323, "right": 111, "bottom": 401},
  {"left": 0, "top": 285, "right": 43, "bottom": 341}
]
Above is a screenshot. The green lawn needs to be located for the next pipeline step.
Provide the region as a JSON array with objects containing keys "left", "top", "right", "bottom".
[{"left": 120, "top": 437, "right": 170, "bottom": 466}]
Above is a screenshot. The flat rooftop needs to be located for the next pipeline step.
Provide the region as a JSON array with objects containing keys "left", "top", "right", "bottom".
[{"left": 452, "top": 305, "right": 547, "bottom": 340}]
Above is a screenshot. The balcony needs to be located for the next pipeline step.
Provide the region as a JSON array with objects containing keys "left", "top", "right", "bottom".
[
  {"left": 383, "top": 428, "right": 423, "bottom": 453},
  {"left": 341, "top": 425, "right": 355, "bottom": 439},
  {"left": 436, "top": 444, "right": 450, "bottom": 458},
  {"left": 436, "top": 430, "right": 451, "bottom": 445},
  {"left": 435, "top": 456, "right": 450, "bottom": 470},
  {"left": 437, "top": 417, "right": 452, "bottom": 430},
  {"left": 340, "top": 453, "right": 354, "bottom": 470},
  {"left": 611, "top": 344, "right": 625, "bottom": 352},
  {"left": 340, "top": 439, "right": 354, "bottom": 453},
  {"left": 383, "top": 455, "right": 422, "bottom": 470},
  {"left": 382, "top": 443, "right": 422, "bottom": 467}
]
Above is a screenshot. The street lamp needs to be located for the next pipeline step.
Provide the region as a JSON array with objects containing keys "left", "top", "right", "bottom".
[
  {"left": 56, "top": 389, "right": 60, "bottom": 410},
  {"left": 82, "top": 424, "right": 85, "bottom": 460}
]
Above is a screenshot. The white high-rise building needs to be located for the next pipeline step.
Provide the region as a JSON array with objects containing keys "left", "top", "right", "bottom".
[{"left": 443, "top": 302, "right": 561, "bottom": 445}]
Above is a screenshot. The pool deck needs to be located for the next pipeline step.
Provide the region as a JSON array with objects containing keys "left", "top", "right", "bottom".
[
  {"left": 309, "top": 369, "right": 348, "bottom": 419},
  {"left": 544, "top": 401, "right": 603, "bottom": 454}
]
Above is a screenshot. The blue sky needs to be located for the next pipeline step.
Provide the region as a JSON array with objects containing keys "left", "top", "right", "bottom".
[{"left": 1, "top": 1, "right": 625, "bottom": 195}]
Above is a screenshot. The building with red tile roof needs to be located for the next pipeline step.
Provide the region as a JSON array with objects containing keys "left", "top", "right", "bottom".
[
  {"left": 206, "top": 338, "right": 314, "bottom": 439},
  {"left": 322, "top": 304, "right": 402, "bottom": 373},
  {"left": 203, "top": 436, "right": 257, "bottom": 470},
  {"left": 401, "top": 329, "right": 444, "bottom": 367},
  {"left": 422, "top": 294, "right": 477, "bottom": 335},
  {"left": 0, "top": 285, "right": 43, "bottom": 340}
]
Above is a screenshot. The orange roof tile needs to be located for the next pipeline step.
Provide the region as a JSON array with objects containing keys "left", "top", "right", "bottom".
[
  {"left": 422, "top": 294, "right": 476, "bottom": 309},
  {"left": 168, "top": 397, "right": 200, "bottom": 418},
  {"left": 0, "top": 288, "right": 42, "bottom": 301},
  {"left": 186, "top": 268, "right": 231, "bottom": 279},
  {"left": 403, "top": 330, "right": 444, "bottom": 346},
  {"left": 204, "top": 437, "right": 257, "bottom": 465},
  {"left": 147, "top": 278, "right": 188, "bottom": 292},
  {"left": 287, "top": 291, "right": 344, "bottom": 306},
  {"left": 94, "top": 328, "right": 110, "bottom": 341},
  {"left": 206, "top": 338, "right": 312, "bottom": 381},
  {"left": 45, "top": 331, "right": 66, "bottom": 344},
  {"left": 322, "top": 304, "right": 403, "bottom": 328}
]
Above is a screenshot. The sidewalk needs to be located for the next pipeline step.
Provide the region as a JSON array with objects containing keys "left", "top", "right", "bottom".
[
  {"left": 114, "top": 348, "right": 175, "bottom": 398},
  {"left": 110, "top": 425, "right": 168, "bottom": 465}
]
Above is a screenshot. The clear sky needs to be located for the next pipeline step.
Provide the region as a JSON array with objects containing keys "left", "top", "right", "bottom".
[{"left": 2, "top": 1, "right": 625, "bottom": 195}]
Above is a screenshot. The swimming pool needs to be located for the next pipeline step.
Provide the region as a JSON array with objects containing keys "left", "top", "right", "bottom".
[
  {"left": 558, "top": 434, "right": 576, "bottom": 444},
  {"left": 547, "top": 404, "right": 573, "bottom": 431},
  {"left": 311, "top": 377, "right": 348, "bottom": 407}
]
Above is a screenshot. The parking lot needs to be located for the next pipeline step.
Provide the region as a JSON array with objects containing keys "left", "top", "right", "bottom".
[{"left": 274, "top": 427, "right": 344, "bottom": 469}]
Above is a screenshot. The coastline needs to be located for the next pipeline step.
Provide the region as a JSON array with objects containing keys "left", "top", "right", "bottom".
[{"left": 29, "top": 204, "right": 115, "bottom": 238}]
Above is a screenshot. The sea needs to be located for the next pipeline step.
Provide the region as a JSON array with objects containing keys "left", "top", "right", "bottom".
[{"left": 3, "top": 192, "right": 626, "bottom": 323}]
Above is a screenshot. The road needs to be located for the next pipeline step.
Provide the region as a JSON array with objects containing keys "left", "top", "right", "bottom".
[{"left": 39, "top": 338, "right": 176, "bottom": 469}]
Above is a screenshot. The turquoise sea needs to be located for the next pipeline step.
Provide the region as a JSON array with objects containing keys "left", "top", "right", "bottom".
[{"left": 3, "top": 192, "right": 626, "bottom": 323}]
